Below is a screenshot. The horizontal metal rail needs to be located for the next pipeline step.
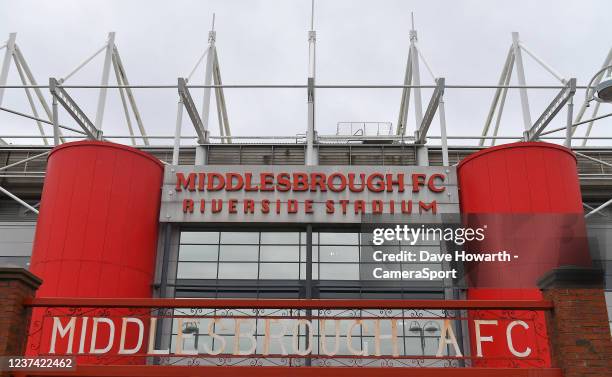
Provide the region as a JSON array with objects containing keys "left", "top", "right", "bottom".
[
  {"left": 539, "top": 112, "right": 612, "bottom": 136},
  {"left": 0, "top": 150, "right": 49, "bottom": 171},
  {"left": 575, "top": 151, "right": 612, "bottom": 169},
  {"left": 0, "top": 84, "right": 592, "bottom": 89},
  {"left": 0, "top": 185, "right": 39, "bottom": 214},
  {"left": 0, "top": 106, "right": 87, "bottom": 135},
  {"left": 23, "top": 297, "right": 554, "bottom": 310},
  {"left": 2, "top": 134, "right": 612, "bottom": 141}
]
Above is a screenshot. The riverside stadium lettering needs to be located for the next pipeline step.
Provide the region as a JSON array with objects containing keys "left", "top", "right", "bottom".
[
  {"left": 160, "top": 166, "right": 460, "bottom": 222},
  {"left": 47, "top": 316, "right": 534, "bottom": 359}
]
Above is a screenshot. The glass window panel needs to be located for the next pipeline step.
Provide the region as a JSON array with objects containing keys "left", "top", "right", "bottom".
[
  {"left": 177, "top": 262, "right": 217, "bottom": 279},
  {"left": 301, "top": 232, "right": 319, "bottom": 244},
  {"left": 319, "top": 264, "right": 359, "bottom": 280},
  {"left": 300, "top": 246, "right": 318, "bottom": 262},
  {"left": 367, "top": 312, "right": 403, "bottom": 334},
  {"left": 223, "top": 335, "right": 258, "bottom": 354},
  {"left": 180, "top": 231, "right": 219, "bottom": 244},
  {"left": 212, "top": 318, "right": 237, "bottom": 335},
  {"left": 319, "top": 316, "right": 362, "bottom": 335},
  {"left": 212, "top": 336, "right": 231, "bottom": 353},
  {"left": 219, "top": 245, "right": 259, "bottom": 261},
  {"left": 343, "top": 336, "right": 365, "bottom": 355},
  {"left": 220, "top": 232, "right": 259, "bottom": 244},
  {"left": 259, "top": 263, "right": 299, "bottom": 279},
  {"left": 255, "top": 335, "right": 292, "bottom": 354},
  {"left": 319, "top": 246, "right": 359, "bottom": 262},
  {"left": 178, "top": 245, "right": 218, "bottom": 261},
  {"left": 361, "top": 232, "right": 399, "bottom": 246},
  {"left": 260, "top": 245, "right": 299, "bottom": 261},
  {"left": 260, "top": 232, "right": 299, "bottom": 244},
  {"left": 373, "top": 337, "right": 404, "bottom": 356},
  {"left": 424, "top": 336, "right": 441, "bottom": 355},
  {"left": 316, "top": 337, "right": 352, "bottom": 356},
  {"left": 218, "top": 263, "right": 258, "bottom": 279},
  {"left": 404, "top": 336, "right": 425, "bottom": 355},
  {"left": 177, "top": 335, "right": 198, "bottom": 353},
  {"left": 255, "top": 317, "right": 294, "bottom": 333},
  {"left": 171, "top": 317, "right": 210, "bottom": 333},
  {"left": 319, "top": 232, "right": 358, "bottom": 245},
  {"left": 300, "top": 263, "right": 319, "bottom": 280},
  {"left": 195, "top": 336, "right": 213, "bottom": 354}
]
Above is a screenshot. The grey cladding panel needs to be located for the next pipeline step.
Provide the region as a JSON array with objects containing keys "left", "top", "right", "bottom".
[{"left": 0, "top": 223, "right": 35, "bottom": 266}]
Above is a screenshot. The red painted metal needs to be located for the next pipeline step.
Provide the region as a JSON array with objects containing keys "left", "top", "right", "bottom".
[
  {"left": 457, "top": 141, "right": 583, "bottom": 214},
  {"left": 29, "top": 140, "right": 163, "bottom": 298},
  {"left": 23, "top": 297, "right": 554, "bottom": 310},
  {"left": 26, "top": 141, "right": 164, "bottom": 363},
  {"left": 457, "top": 141, "right": 592, "bottom": 368}
]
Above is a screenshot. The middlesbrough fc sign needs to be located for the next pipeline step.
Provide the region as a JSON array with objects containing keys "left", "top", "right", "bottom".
[{"left": 159, "top": 166, "right": 459, "bottom": 223}]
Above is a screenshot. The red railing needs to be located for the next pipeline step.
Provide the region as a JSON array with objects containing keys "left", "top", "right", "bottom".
[{"left": 23, "top": 298, "right": 554, "bottom": 310}]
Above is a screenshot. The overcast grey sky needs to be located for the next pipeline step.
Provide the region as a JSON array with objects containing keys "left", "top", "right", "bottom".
[{"left": 1, "top": 0, "right": 611, "bottom": 146}]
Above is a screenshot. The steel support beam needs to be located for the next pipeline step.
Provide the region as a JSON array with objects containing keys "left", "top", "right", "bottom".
[
  {"left": 491, "top": 56, "right": 514, "bottom": 147},
  {"left": 512, "top": 32, "right": 532, "bottom": 131},
  {"left": 111, "top": 51, "right": 136, "bottom": 146},
  {"left": 415, "top": 78, "right": 444, "bottom": 144},
  {"left": 112, "top": 47, "right": 149, "bottom": 146},
  {"left": 0, "top": 33, "right": 16, "bottom": 107},
  {"left": 396, "top": 49, "right": 413, "bottom": 136},
  {"left": 525, "top": 78, "right": 576, "bottom": 141},
  {"left": 49, "top": 78, "right": 102, "bottom": 140},
  {"left": 0, "top": 33, "right": 17, "bottom": 145},
  {"left": 481, "top": 47, "right": 514, "bottom": 146},
  {"left": 0, "top": 106, "right": 85, "bottom": 135},
  {"left": 12, "top": 52, "right": 48, "bottom": 145},
  {"left": 585, "top": 197, "right": 612, "bottom": 219},
  {"left": 178, "top": 78, "right": 207, "bottom": 144},
  {"left": 305, "top": 29, "right": 317, "bottom": 166},
  {"left": 0, "top": 151, "right": 49, "bottom": 172},
  {"left": 201, "top": 35, "right": 215, "bottom": 141},
  {"left": 94, "top": 32, "right": 115, "bottom": 131},
  {"left": 410, "top": 33, "right": 423, "bottom": 127},
  {"left": 172, "top": 99, "right": 183, "bottom": 165},
  {"left": 438, "top": 95, "right": 449, "bottom": 166},
  {"left": 212, "top": 49, "right": 231, "bottom": 143},
  {"left": 52, "top": 97, "right": 59, "bottom": 145},
  {"left": 565, "top": 96, "right": 574, "bottom": 147},
  {"left": 572, "top": 47, "right": 612, "bottom": 136},
  {"left": 0, "top": 185, "right": 39, "bottom": 214},
  {"left": 13, "top": 45, "right": 53, "bottom": 121}
]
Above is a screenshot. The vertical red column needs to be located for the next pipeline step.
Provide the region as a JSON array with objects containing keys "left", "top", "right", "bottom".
[
  {"left": 457, "top": 141, "right": 591, "bottom": 367},
  {"left": 27, "top": 141, "right": 163, "bottom": 362}
]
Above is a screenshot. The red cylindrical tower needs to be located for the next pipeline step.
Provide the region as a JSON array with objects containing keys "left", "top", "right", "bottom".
[
  {"left": 457, "top": 141, "right": 591, "bottom": 367},
  {"left": 28, "top": 141, "right": 163, "bottom": 361}
]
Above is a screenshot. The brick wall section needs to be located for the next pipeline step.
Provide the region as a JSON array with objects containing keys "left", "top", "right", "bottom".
[
  {"left": 539, "top": 267, "right": 612, "bottom": 377},
  {"left": 0, "top": 267, "right": 41, "bottom": 357}
]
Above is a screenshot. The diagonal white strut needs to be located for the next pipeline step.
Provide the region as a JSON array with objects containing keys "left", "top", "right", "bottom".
[{"left": 94, "top": 32, "right": 115, "bottom": 131}]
